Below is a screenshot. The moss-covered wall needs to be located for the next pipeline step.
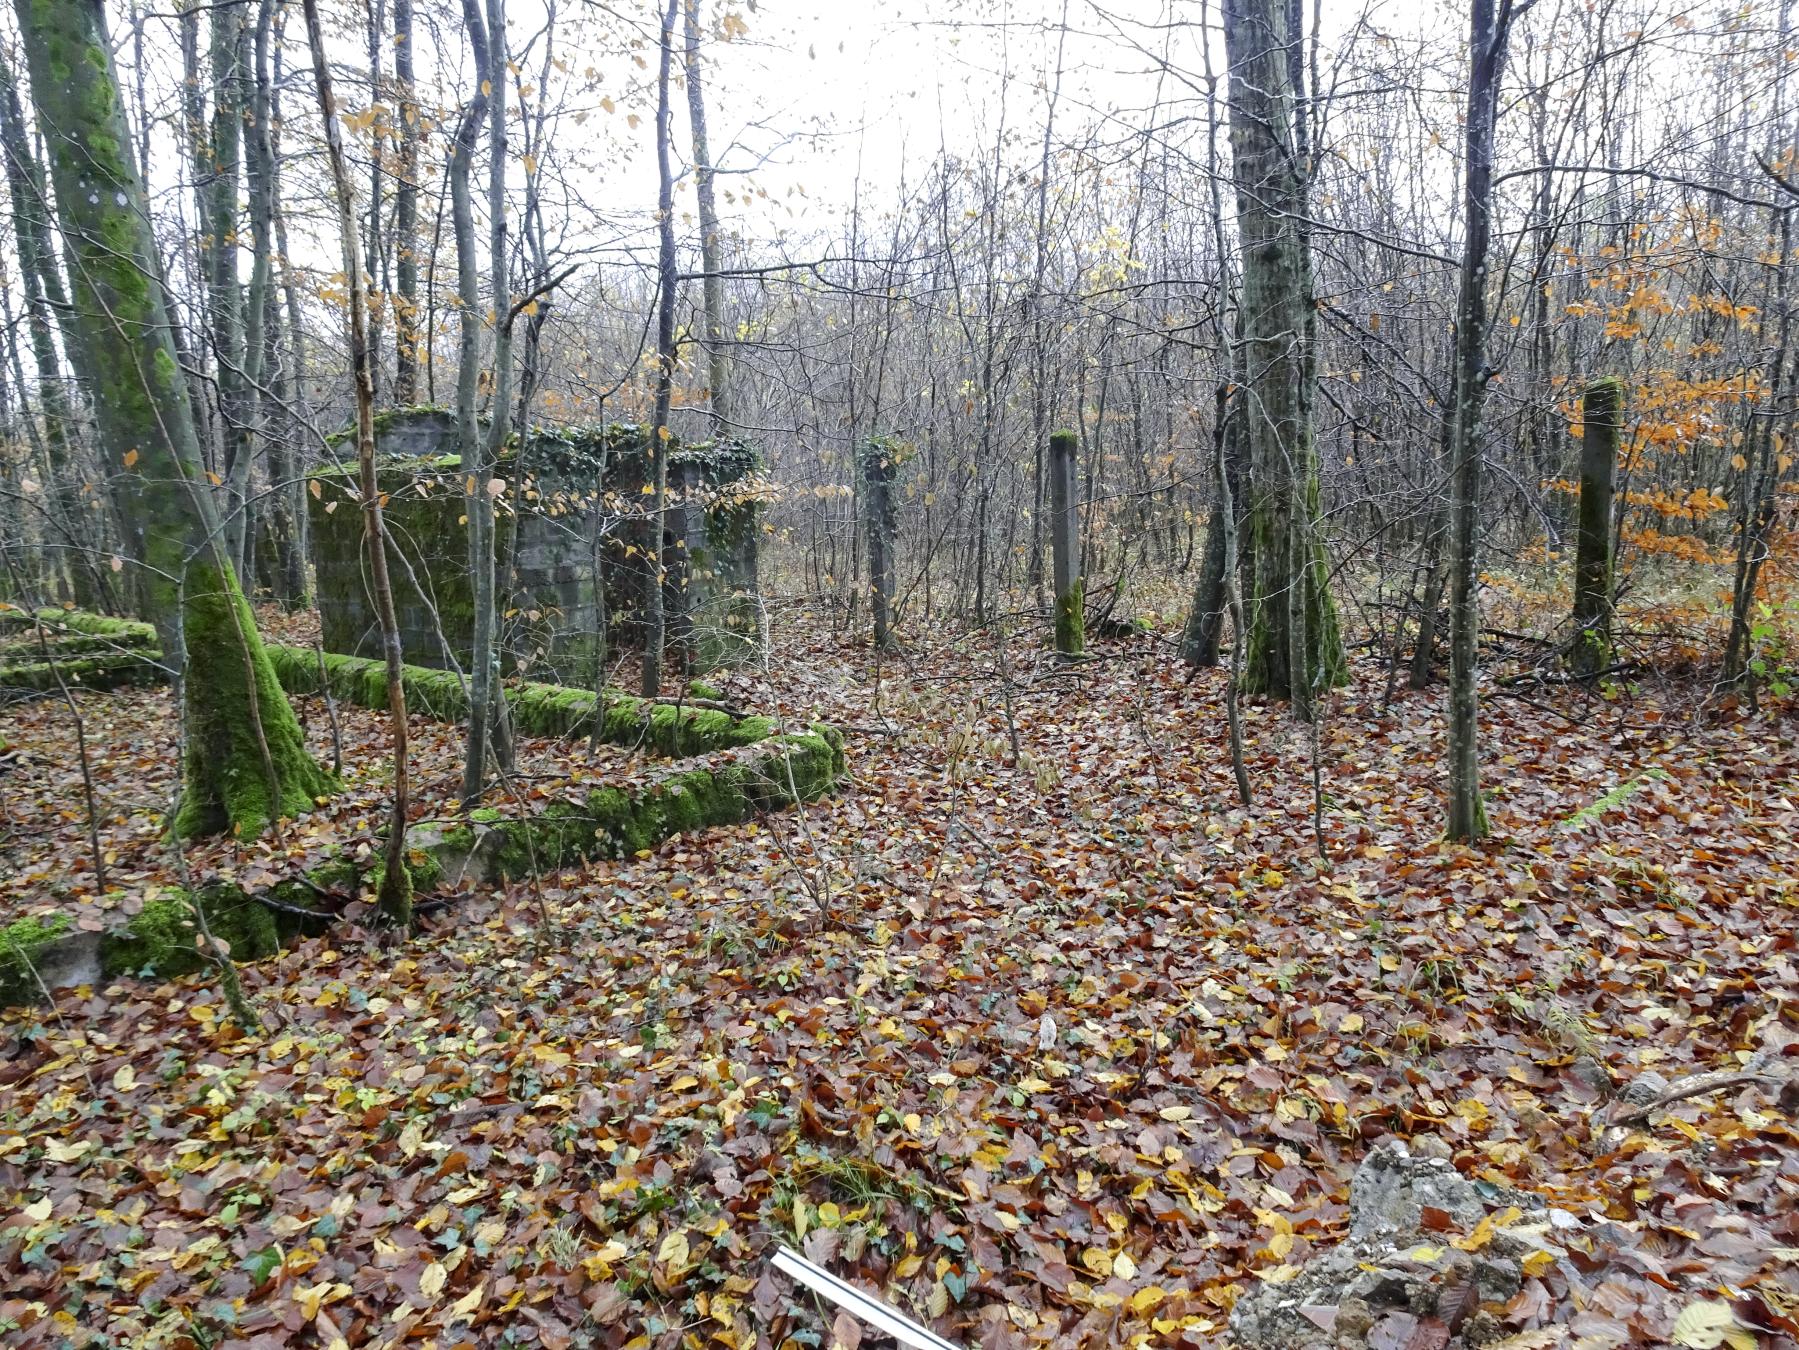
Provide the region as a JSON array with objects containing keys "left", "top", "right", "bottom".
[{"left": 308, "top": 412, "right": 765, "bottom": 679}]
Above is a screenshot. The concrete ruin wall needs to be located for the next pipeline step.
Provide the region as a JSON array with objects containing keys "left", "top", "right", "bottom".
[{"left": 308, "top": 409, "right": 763, "bottom": 684}]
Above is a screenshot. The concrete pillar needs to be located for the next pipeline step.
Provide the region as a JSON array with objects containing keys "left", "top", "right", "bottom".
[
  {"left": 1049, "top": 428, "right": 1084, "bottom": 657},
  {"left": 1571, "top": 377, "right": 1620, "bottom": 677}
]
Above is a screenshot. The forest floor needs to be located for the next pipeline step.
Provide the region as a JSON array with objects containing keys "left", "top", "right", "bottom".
[{"left": 3, "top": 602, "right": 1799, "bottom": 1349}]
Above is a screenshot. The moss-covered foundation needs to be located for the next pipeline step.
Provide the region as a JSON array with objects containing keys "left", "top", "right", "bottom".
[
  {"left": 0, "top": 914, "right": 73, "bottom": 1005},
  {"left": 264, "top": 645, "right": 779, "bottom": 755},
  {"left": 439, "top": 723, "right": 846, "bottom": 880},
  {"left": 1, "top": 619, "right": 849, "bottom": 1008},
  {"left": 0, "top": 609, "right": 164, "bottom": 692},
  {"left": 308, "top": 411, "right": 766, "bottom": 681}
]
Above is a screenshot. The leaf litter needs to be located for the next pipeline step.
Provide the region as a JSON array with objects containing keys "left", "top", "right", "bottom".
[{"left": 2, "top": 610, "right": 1798, "bottom": 1348}]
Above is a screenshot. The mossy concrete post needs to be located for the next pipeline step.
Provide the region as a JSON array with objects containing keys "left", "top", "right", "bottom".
[
  {"left": 859, "top": 437, "right": 903, "bottom": 650},
  {"left": 16, "top": 0, "right": 335, "bottom": 839},
  {"left": 1572, "top": 376, "right": 1621, "bottom": 677},
  {"left": 1048, "top": 428, "right": 1085, "bottom": 657}
]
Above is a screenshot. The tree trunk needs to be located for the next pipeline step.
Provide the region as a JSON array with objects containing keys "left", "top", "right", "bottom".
[
  {"left": 640, "top": 0, "right": 680, "bottom": 697},
  {"left": 684, "top": 0, "right": 729, "bottom": 429},
  {"left": 1222, "top": 0, "right": 1345, "bottom": 714},
  {"left": 453, "top": 0, "right": 497, "bottom": 804},
  {"left": 1724, "top": 204, "right": 1793, "bottom": 688},
  {"left": 248, "top": 0, "right": 303, "bottom": 609},
  {"left": 0, "top": 52, "right": 112, "bottom": 611},
  {"left": 1444, "top": 0, "right": 1521, "bottom": 842},
  {"left": 269, "top": 7, "right": 311, "bottom": 600},
  {"left": 392, "top": 0, "right": 421, "bottom": 404},
  {"left": 1183, "top": 368, "right": 1249, "bottom": 667},
  {"left": 302, "top": 0, "right": 413, "bottom": 924},
  {"left": 1570, "top": 376, "right": 1620, "bottom": 676},
  {"left": 208, "top": 1, "right": 252, "bottom": 578},
  {"left": 15, "top": 0, "right": 334, "bottom": 839},
  {"left": 364, "top": 0, "right": 386, "bottom": 406}
]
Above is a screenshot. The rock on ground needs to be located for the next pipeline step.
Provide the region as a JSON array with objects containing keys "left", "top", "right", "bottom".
[{"left": 1229, "top": 1140, "right": 1575, "bottom": 1350}]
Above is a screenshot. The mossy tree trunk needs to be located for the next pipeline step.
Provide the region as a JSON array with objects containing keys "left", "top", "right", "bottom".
[
  {"left": 1571, "top": 376, "right": 1620, "bottom": 678},
  {"left": 16, "top": 0, "right": 334, "bottom": 840},
  {"left": 1222, "top": 0, "right": 1345, "bottom": 714},
  {"left": 1048, "top": 428, "right": 1085, "bottom": 658}
]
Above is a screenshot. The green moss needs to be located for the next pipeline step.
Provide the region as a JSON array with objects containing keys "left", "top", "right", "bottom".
[
  {"left": 0, "top": 913, "right": 73, "bottom": 1004},
  {"left": 0, "top": 652, "right": 162, "bottom": 692},
  {"left": 171, "top": 566, "right": 339, "bottom": 840},
  {"left": 687, "top": 679, "right": 723, "bottom": 701},
  {"left": 0, "top": 608, "right": 158, "bottom": 647},
  {"left": 1054, "top": 576, "right": 1086, "bottom": 657},
  {"left": 100, "top": 886, "right": 280, "bottom": 980}
]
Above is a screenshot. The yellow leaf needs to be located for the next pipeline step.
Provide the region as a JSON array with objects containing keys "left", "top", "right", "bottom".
[
  {"left": 1672, "top": 1299, "right": 1751, "bottom": 1349},
  {"left": 1451, "top": 1207, "right": 1520, "bottom": 1253},
  {"left": 894, "top": 1253, "right": 923, "bottom": 1278},
  {"left": 1405, "top": 1244, "right": 1445, "bottom": 1263},
  {"left": 1521, "top": 1249, "right": 1555, "bottom": 1278},
  {"left": 123, "top": 449, "right": 139, "bottom": 469},
  {"left": 419, "top": 1261, "right": 447, "bottom": 1299},
  {"left": 657, "top": 1228, "right": 690, "bottom": 1269},
  {"left": 23, "top": 1197, "right": 51, "bottom": 1222},
  {"left": 1130, "top": 1286, "right": 1165, "bottom": 1315},
  {"left": 1157, "top": 1105, "right": 1192, "bottom": 1122},
  {"left": 1113, "top": 1251, "right": 1137, "bottom": 1280},
  {"left": 45, "top": 1139, "right": 92, "bottom": 1163},
  {"left": 309, "top": 479, "right": 323, "bottom": 499},
  {"left": 112, "top": 1065, "right": 137, "bottom": 1092},
  {"left": 447, "top": 1280, "right": 485, "bottom": 1324},
  {"left": 294, "top": 1280, "right": 347, "bottom": 1320},
  {"left": 669, "top": 1074, "right": 700, "bottom": 1091},
  {"left": 1338, "top": 1013, "right": 1365, "bottom": 1033}
]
